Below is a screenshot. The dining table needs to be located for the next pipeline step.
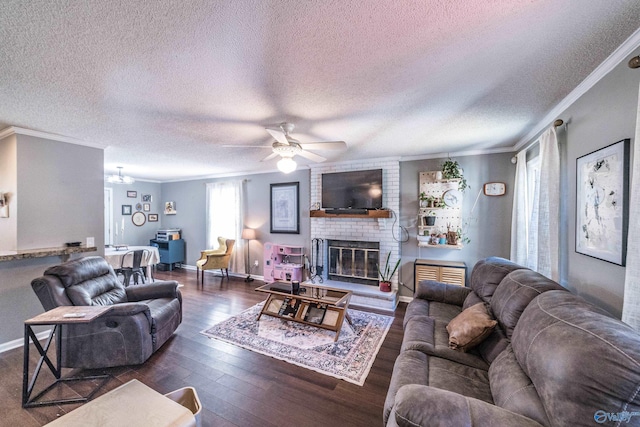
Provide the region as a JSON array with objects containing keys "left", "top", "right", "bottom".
[{"left": 104, "top": 245, "right": 161, "bottom": 283}]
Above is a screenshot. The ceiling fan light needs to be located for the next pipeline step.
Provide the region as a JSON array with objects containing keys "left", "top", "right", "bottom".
[{"left": 277, "top": 157, "right": 297, "bottom": 174}]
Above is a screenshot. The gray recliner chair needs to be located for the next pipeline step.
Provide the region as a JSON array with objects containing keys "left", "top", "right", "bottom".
[{"left": 31, "top": 256, "right": 182, "bottom": 369}]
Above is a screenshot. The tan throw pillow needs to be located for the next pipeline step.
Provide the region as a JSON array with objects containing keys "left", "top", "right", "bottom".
[{"left": 446, "top": 303, "right": 497, "bottom": 352}]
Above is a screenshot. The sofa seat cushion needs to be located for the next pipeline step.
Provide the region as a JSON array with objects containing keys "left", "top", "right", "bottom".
[
  {"left": 512, "top": 291, "right": 640, "bottom": 427},
  {"left": 384, "top": 350, "right": 493, "bottom": 425},
  {"left": 489, "top": 345, "right": 550, "bottom": 427},
  {"left": 428, "top": 356, "right": 493, "bottom": 403},
  {"left": 404, "top": 296, "right": 464, "bottom": 327},
  {"left": 446, "top": 303, "right": 497, "bottom": 351},
  {"left": 401, "top": 316, "right": 489, "bottom": 370}
]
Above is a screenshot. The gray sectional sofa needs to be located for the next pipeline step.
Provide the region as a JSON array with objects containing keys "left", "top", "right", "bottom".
[{"left": 385, "top": 257, "right": 640, "bottom": 426}]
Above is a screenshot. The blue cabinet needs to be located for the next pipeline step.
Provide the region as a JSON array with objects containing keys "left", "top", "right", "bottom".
[{"left": 150, "top": 239, "right": 185, "bottom": 270}]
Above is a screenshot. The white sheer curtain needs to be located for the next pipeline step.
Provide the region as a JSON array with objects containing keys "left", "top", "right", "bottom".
[
  {"left": 205, "top": 180, "right": 246, "bottom": 273},
  {"left": 510, "top": 150, "right": 529, "bottom": 266},
  {"left": 537, "top": 127, "right": 560, "bottom": 280},
  {"left": 510, "top": 127, "right": 560, "bottom": 280},
  {"left": 622, "top": 82, "right": 640, "bottom": 331}
]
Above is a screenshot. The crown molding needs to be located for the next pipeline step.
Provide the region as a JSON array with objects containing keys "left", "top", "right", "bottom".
[
  {"left": 400, "top": 146, "right": 515, "bottom": 162},
  {"left": 0, "top": 126, "right": 104, "bottom": 149},
  {"left": 513, "top": 27, "right": 640, "bottom": 151}
]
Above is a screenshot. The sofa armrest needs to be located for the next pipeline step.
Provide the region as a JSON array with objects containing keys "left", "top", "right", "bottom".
[
  {"left": 389, "top": 385, "right": 544, "bottom": 427},
  {"left": 415, "top": 280, "right": 471, "bottom": 306},
  {"left": 126, "top": 281, "right": 180, "bottom": 301},
  {"left": 105, "top": 302, "right": 151, "bottom": 317}
]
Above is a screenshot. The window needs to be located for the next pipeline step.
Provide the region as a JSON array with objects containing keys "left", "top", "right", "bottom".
[{"left": 205, "top": 181, "right": 245, "bottom": 270}]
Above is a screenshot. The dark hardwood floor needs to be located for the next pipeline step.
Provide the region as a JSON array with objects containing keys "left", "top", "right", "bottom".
[{"left": 1, "top": 269, "right": 405, "bottom": 426}]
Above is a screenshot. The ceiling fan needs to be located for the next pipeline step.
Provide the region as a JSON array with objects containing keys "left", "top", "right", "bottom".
[{"left": 224, "top": 122, "right": 347, "bottom": 173}]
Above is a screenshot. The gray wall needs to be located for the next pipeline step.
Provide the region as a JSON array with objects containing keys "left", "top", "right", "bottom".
[
  {"left": 161, "top": 168, "right": 311, "bottom": 276},
  {"left": 0, "top": 135, "right": 103, "bottom": 344},
  {"left": 397, "top": 153, "right": 516, "bottom": 297},
  {"left": 106, "top": 181, "right": 163, "bottom": 246},
  {"left": 555, "top": 46, "right": 640, "bottom": 317}
]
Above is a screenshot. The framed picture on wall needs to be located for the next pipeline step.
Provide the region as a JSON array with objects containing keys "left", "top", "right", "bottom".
[
  {"left": 127, "top": 191, "right": 137, "bottom": 198},
  {"left": 143, "top": 203, "right": 151, "bottom": 212},
  {"left": 148, "top": 214, "right": 158, "bottom": 222},
  {"left": 575, "top": 139, "right": 630, "bottom": 266},
  {"left": 270, "top": 182, "right": 300, "bottom": 234},
  {"left": 141, "top": 194, "right": 152, "bottom": 202},
  {"left": 164, "top": 201, "right": 176, "bottom": 215},
  {"left": 122, "top": 205, "right": 132, "bottom": 215}
]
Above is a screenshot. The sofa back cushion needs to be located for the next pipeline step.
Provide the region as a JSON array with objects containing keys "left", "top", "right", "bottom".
[
  {"left": 44, "top": 256, "right": 127, "bottom": 306},
  {"left": 489, "top": 269, "right": 566, "bottom": 339},
  {"left": 469, "top": 257, "right": 527, "bottom": 304},
  {"left": 511, "top": 291, "right": 640, "bottom": 426}
]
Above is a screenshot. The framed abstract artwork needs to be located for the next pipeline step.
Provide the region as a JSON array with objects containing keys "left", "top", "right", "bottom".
[
  {"left": 270, "top": 182, "right": 300, "bottom": 234},
  {"left": 575, "top": 139, "right": 630, "bottom": 265}
]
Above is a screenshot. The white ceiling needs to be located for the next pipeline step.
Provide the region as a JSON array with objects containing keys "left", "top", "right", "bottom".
[{"left": 1, "top": 1, "right": 639, "bottom": 182}]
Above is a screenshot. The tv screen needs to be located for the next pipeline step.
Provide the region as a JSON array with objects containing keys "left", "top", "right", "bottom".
[{"left": 321, "top": 169, "right": 383, "bottom": 210}]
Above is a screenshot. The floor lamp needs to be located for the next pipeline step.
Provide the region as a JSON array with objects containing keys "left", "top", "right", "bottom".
[{"left": 242, "top": 228, "right": 256, "bottom": 282}]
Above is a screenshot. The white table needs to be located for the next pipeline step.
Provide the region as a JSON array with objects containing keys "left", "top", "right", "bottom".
[
  {"left": 43, "top": 379, "right": 197, "bottom": 426},
  {"left": 104, "top": 246, "right": 160, "bottom": 282}
]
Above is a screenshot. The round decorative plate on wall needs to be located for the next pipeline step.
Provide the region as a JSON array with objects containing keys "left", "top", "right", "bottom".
[
  {"left": 132, "top": 211, "right": 146, "bottom": 226},
  {"left": 443, "top": 189, "right": 462, "bottom": 208}
]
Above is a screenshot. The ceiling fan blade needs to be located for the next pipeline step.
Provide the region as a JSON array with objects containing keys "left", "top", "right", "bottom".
[
  {"left": 266, "top": 128, "right": 289, "bottom": 145},
  {"left": 260, "top": 152, "right": 280, "bottom": 162},
  {"left": 299, "top": 141, "right": 347, "bottom": 151},
  {"left": 296, "top": 150, "right": 326, "bottom": 163},
  {"left": 222, "top": 144, "right": 272, "bottom": 148}
]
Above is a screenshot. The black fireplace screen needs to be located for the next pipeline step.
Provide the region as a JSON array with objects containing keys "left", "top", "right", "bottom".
[{"left": 327, "top": 240, "right": 379, "bottom": 286}]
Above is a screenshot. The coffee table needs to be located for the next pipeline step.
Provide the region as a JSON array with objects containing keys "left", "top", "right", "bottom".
[{"left": 256, "top": 282, "right": 352, "bottom": 341}]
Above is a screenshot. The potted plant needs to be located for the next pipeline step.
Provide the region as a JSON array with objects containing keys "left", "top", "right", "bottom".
[
  {"left": 378, "top": 252, "right": 401, "bottom": 292},
  {"left": 441, "top": 158, "right": 468, "bottom": 192},
  {"left": 419, "top": 192, "right": 435, "bottom": 208},
  {"left": 425, "top": 211, "right": 436, "bottom": 226}
]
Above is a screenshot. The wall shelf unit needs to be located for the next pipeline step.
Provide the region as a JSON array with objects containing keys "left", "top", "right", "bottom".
[{"left": 417, "top": 171, "right": 463, "bottom": 247}]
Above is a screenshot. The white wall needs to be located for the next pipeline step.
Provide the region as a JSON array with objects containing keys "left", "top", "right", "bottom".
[{"left": 310, "top": 159, "right": 401, "bottom": 288}]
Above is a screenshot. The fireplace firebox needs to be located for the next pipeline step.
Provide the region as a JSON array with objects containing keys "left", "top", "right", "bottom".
[{"left": 327, "top": 240, "right": 380, "bottom": 286}]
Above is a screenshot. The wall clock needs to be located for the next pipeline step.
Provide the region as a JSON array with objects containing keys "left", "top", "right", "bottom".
[
  {"left": 443, "top": 189, "right": 462, "bottom": 207},
  {"left": 484, "top": 182, "right": 506, "bottom": 196},
  {"left": 132, "top": 211, "right": 146, "bottom": 226}
]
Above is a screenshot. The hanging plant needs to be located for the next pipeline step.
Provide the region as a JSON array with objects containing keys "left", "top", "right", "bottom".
[{"left": 441, "top": 158, "right": 468, "bottom": 192}]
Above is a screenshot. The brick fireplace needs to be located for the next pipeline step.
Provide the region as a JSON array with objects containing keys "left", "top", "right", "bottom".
[{"left": 310, "top": 160, "right": 400, "bottom": 311}]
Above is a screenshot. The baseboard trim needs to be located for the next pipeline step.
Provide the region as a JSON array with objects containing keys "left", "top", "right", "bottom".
[
  {"left": 180, "top": 264, "right": 264, "bottom": 282},
  {"left": 0, "top": 329, "right": 51, "bottom": 354},
  {"left": 398, "top": 295, "right": 413, "bottom": 304}
]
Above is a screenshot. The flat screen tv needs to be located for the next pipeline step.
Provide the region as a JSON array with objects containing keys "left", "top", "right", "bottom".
[{"left": 321, "top": 169, "right": 383, "bottom": 210}]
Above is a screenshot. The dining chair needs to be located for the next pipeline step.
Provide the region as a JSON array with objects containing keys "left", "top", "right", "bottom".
[{"left": 120, "top": 249, "right": 149, "bottom": 286}]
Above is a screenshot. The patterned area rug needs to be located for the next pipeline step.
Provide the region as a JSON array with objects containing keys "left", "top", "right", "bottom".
[{"left": 201, "top": 303, "right": 394, "bottom": 386}]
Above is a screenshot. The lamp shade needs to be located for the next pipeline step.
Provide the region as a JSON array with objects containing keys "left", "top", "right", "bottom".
[{"left": 242, "top": 228, "right": 256, "bottom": 240}]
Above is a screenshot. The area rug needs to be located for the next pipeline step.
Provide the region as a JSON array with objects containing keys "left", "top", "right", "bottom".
[{"left": 200, "top": 303, "right": 394, "bottom": 385}]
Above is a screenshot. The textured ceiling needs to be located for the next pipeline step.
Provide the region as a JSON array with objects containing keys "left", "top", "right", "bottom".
[{"left": 1, "top": 1, "right": 639, "bottom": 181}]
